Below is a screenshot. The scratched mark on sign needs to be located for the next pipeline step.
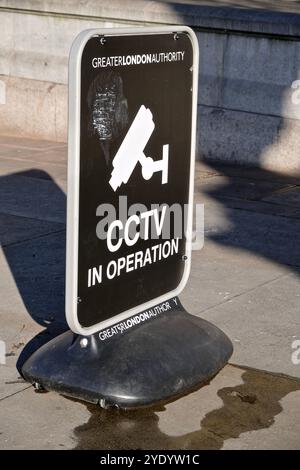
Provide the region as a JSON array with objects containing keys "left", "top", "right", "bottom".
[{"left": 87, "top": 71, "right": 129, "bottom": 165}]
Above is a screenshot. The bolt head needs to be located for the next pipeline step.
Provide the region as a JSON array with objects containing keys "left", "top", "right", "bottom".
[{"left": 80, "top": 338, "right": 88, "bottom": 348}]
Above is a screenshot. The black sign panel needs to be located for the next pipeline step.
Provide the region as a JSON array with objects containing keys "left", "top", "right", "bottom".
[{"left": 67, "top": 28, "right": 198, "bottom": 334}]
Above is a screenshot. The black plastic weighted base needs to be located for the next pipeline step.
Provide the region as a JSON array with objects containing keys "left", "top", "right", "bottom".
[{"left": 22, "top": 298, "right": 233, "bottom": 409}]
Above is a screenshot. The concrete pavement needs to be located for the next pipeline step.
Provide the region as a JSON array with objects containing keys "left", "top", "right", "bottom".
[{"left": 0, "top": 135, "right": 300, "bottom": 449}]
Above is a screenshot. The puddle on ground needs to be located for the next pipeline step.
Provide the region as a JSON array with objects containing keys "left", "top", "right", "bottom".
[{"left": 73, "top": 366, "right": 300, "bottom": 450}]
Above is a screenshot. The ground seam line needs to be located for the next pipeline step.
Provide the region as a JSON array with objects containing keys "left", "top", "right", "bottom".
[
  {"left": 194, "top": 271, "right": 293, "bottom": 315},
  {"left": 0, "top": 385, "right": 32, "bottom": 403}
]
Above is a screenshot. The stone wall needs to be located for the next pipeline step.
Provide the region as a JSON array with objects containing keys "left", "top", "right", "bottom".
[{"left": 1, "top": 0, "right": 300, "bottom": 172}]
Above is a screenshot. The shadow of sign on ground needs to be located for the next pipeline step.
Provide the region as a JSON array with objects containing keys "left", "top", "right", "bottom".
[
  {"left": 0, "top": 169, "right": 68, "bottom": 371},
  {"left": 199, "top": 163, "right": 300, "bottom": 274}
]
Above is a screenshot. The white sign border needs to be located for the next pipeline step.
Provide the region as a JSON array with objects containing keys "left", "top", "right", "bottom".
[{"left": 66, "top": 26, "right": 199, "bottom": 336}]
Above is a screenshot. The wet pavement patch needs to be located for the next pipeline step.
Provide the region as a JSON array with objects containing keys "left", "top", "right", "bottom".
[{"left": 73, "top": 366, "right": 300, "bottom": 450}]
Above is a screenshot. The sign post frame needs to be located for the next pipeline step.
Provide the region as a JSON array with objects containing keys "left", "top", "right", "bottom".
[{"left": 66, "top": 26, "right": 199, "bottom": 336}]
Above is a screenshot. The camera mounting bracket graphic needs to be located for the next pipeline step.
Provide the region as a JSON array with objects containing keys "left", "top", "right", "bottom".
[{"left": 109, "top": 105, "right": 169, "bottom": 191}]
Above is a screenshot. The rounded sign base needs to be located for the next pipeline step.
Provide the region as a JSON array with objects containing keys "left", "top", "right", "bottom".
[{"left": 21, "top": 298, "right": 233, "bottom": 409}]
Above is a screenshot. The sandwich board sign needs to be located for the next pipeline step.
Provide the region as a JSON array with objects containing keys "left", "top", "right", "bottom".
[
  {"left": 66, "top": 27, "right": 199, "bottom": 335},
  {"left": 22, "top": 27, "right": 233, "bottom": 408}
]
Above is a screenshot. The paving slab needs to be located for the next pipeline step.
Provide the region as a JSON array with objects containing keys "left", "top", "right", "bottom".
[
  {"left": 189, "top": 267, "right": 300, "bottom": 378},
  {"left": 0, "top": 146, "right": 50, "bottom": 161},
  {"left": 263, "top": 186, "right": 300, "bottom": 208},
  {"left": 197, "top": 162, "right": 300, "bottom": 185},
  {"left": 0, "top": 321, "right": 66, "bottom": 402},
  {"left": 0, "top": 358, "right": 31, "bottom": 401},
  {"left": 0, "top": 386, "right": 90, "bottom": 450},
  {"left": 0, "top": 146, "right": 68, "bottom": 166},
  {"left": 1, "top": 364, "right": 299, "bottom": 450},
  {"left": 0, "top": 158, "right": 67, "bottom": 184},
  {"left": 0, "top": 173, "right": 66, "bottom": 223},
  {"left": 0, "top": 212, "right": 64, "bottom": 247},
  {"left": 1, "top": 231, "right": 66, "bottom": 325},
  {"left": 200, "top": 175, "right": 292, "bottom": 202},
  {"left": 182, "top": 241, "right": 288, "bottom": 313},
  {"left": 201, "top": 195, "right": 300, "bottom": 220},
  {"left": 195, "top": 162, "right": 300, "bottom": 220},
  {"left": 203, "top": 204, "right": 300, "bottom": 268},
  {"left": 0, "top": 135, "right": 66, "bottom": 151}
]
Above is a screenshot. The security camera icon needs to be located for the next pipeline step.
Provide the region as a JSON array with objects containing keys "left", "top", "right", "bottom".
[{"left": 109, "top": 105, "right": 169, "bottom": 191}]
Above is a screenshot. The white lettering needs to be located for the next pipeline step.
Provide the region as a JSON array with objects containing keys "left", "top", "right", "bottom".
[{"left": 107, "top": 220, "right": 123, "bottom": 252}]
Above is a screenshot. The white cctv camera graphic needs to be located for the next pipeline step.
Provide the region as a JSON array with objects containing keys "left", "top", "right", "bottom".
[{"left": 109, "top": 105, "right": 169, "bottom": 191}]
